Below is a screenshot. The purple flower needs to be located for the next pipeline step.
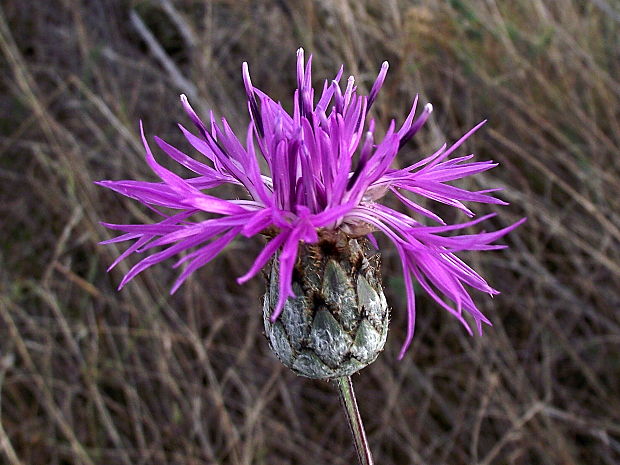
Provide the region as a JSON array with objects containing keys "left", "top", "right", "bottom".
[{"left": 99, "top": 49, "right": 524, "bottom": 359}]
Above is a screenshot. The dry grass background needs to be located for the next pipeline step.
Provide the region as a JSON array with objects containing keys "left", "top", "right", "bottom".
[{"left": 1, "top": 0, "right": 619, "bottom": 464}]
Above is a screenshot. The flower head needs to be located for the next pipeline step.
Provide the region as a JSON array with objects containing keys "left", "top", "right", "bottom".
[{"left": 99, "top": 49, "right": 524, "bottom": 359}]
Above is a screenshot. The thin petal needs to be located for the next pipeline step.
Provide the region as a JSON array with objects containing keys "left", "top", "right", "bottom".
[{"left": 237, "top": 231, "right": 289, "bottom": 284}]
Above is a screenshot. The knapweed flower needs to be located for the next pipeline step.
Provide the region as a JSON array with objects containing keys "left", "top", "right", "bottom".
[{"left": 99, "top": 49, "right": 523, "bottom": 375}]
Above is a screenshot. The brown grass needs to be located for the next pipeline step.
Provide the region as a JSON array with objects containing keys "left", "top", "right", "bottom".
[{"left": 1, "top": 0, "right": 619, "bottom": 464}]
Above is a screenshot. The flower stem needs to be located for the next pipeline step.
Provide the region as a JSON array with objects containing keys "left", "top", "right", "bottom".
[{"left": 335, "top": 376, "right": 374, "bottom": 465}]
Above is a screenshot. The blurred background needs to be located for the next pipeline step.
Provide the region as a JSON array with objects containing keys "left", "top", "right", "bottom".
[{"left": 1, "top": 1, "right": 619, "bottom": 464}]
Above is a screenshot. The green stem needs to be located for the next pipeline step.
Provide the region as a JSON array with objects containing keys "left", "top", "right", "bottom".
[{"left": 335, "top": 376, "right": 374, "bottom": 465}]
